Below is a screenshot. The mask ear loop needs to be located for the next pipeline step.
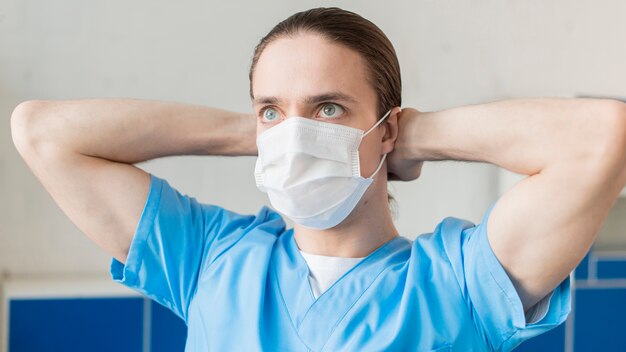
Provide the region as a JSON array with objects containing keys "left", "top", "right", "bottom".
[
  {"left": 363, "top": 109, "right": 393, "bottom": 179},
  {"left": 367, "top": 153, "right": 387, "bottom": 179},
  {"left": 363, "top": 109, "right": 392, "bottom": 137}
]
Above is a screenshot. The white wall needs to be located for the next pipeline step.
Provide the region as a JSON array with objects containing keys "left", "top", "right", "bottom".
[{"left": 1, "top": 0, "right": 625, "bottom": 283}]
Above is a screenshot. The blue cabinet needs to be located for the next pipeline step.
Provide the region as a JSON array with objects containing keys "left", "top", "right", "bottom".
[
  {"left": 9, "top": 297, "right": 144, "bottom": 352},
  {"left": 573, "top": 288, "right": 626, "bottom": 351},
  {"left": 597, "top": 260, "right": 626, "bottom": 279},
  {"left": 149, "top": 301, "right": 187, "bottom": 352},
  {"left": 7, "top": 297, "right": 188, "bottom": 352}
]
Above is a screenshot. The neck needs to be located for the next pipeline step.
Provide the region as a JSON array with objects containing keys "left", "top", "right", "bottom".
[{"left": 292, "top": 175, "right": 399, "bottom": 258}]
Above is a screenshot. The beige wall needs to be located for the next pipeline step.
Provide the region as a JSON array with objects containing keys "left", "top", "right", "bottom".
[{"left": 1, "top": 0, "right": 625, "bottom": 283}]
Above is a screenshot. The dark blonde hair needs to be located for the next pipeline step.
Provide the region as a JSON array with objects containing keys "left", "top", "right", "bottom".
[{"left": 248, "top": 7, "right": 402, "bottom": 118}]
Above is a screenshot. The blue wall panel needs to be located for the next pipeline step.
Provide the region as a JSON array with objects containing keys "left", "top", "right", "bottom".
[
  {"left": 9, "top": 297, "right": 143, "bottom": 352},
  {"left": 574, "top": 288, "right": 626, "bottom": 351},
  {"left": 150, "top": 301, "right": 187, "bottom": 352},
  {"left": 597, "top": 260, "right": 626, "bottom": 279}
]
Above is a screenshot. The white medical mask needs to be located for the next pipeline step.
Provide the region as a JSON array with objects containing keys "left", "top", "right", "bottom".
[{"left": 254, "top": 110, "right": 391, "bottom": 230}]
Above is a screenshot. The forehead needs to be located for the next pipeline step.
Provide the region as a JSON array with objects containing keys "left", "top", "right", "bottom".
[{"left": 251, "top": 32, "right": 375, "bottom": 106}]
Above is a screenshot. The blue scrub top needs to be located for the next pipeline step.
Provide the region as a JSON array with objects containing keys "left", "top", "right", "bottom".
[{"left": 111, "top": 174, "right": 571, "bottom": 351}]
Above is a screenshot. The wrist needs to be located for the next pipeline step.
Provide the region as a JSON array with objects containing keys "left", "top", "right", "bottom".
[
  {"left": 408, "top": 110, "right": 460, "bottom": 162},
  {"left": 234, "top": 112, "right": 258, "bottom": 156},
  {"left": 397, "top": 109, "right": 437, "bottom": 162}
]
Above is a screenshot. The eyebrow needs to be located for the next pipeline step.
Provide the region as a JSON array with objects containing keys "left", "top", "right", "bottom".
[{"left": 252, "top": 92, "right": 358, "bottom": 105}]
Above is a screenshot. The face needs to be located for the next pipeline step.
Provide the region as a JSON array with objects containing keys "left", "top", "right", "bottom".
[{"left": 251, "top": 32, "right": 394, "bottom": 179}]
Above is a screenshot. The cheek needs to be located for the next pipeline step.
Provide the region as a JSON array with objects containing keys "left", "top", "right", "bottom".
[
  {"left": 256, "top": 123, "right": 268, "bottom": 137},
  {"left": 358, "top": 134, "right": 383, "bottom": 176}
]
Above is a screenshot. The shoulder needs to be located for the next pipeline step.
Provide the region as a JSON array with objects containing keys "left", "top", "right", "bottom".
[
  {"left": 155, "top": 173, "right": 286, "bottom": 232},
  {"left": 202, "top": 204, "right": 287, "bottom": 262},
  {"left": 151, "top": 174, "right": 288, "bottom": 263},
  {"left": 408, "top": 213, "right": 485, "bottom": 292},
  {"left": 411, "top": 215, "right": 479, "bottom": 261}
]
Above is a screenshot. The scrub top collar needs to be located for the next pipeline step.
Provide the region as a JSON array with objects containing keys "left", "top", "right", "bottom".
[{"left": 270, "top": 228, "right": 412, "bottom": 351}]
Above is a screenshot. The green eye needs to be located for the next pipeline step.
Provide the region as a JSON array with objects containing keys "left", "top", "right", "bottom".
[
  {"left": 320, "top": 103, "right": 344, "bottom": 118},
  {"left": 263, "top": 108, "right": 278, "bottom": 121}
]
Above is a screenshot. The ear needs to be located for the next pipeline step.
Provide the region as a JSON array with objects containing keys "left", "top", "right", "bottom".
[{"left": 381, "top": 106, "right": 401, "bottom": 154}]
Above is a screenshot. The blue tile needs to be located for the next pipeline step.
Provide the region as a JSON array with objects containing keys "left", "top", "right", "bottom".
[
  {"left": 597, "top": 260, "right": 626, "bottom": 279},
  {"left": 9, "top": 297, "right": 143, "bottom": 352},
  {"left": 150, "top": 301, "right": 187, "bottom": 352},
  {"left": 513, "top": 322, "right": 566, "bottom": 352},
  {"left": 574, "top": 288, "right": 626, "bottom": 350}
]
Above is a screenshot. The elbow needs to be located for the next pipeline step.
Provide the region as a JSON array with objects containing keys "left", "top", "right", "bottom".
[
  {"left": 589, "top": 99, "right": 626, "bottom": 183},
  {"left": 10, "top": 100, "right": 52, "bottom": 156},
  {"left": 614, "top": 99, "right": 626, "bottom": 139},
  {"left": 610, "top": 100, "right": 626, "bottom": 185},
  {"left": 604, "top": 100, "right": 626, "bottom": 160}
]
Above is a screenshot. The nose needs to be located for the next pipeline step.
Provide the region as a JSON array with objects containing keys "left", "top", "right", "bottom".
[{"left": 284, "top": 106, "right": 314, "bottom": 119}]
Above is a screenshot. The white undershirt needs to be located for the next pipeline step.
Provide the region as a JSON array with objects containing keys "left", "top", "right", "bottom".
[
  {"left": 299, "top": 249, "right": 550, "bottom": 325},
  {"left": 299, "top": 250, "right": 365, "bottom": 300},
  {"left": 524, "top": 292, "right": 552, "bottom": 324}
]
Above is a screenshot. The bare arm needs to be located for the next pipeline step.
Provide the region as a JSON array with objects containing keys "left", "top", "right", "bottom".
[
  {"left": 10, "top": 98, "right": 257, "bottom": 264},
  {"left": 394, "top": 98, "right": 626, "bottom": 313}
]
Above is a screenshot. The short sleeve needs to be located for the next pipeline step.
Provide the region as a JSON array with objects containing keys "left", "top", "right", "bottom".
[
  {"left": 110, "top": 173, "right": 283, "bottom": 322},
  {"left": 440, "top": 203, "right": 572, "bottom": 352}
]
